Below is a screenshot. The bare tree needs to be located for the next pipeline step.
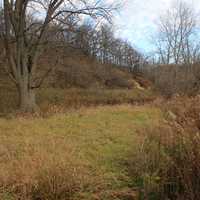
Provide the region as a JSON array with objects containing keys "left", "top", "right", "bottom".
[
  {"left": 69, "top": 21, "right": 142, "bottom": 69},
  {"left": 154, "top": 1, "right": 199, "bottom": 65},
  {"left": 2, "top": 0, "right": 114, "bottom": 112}
]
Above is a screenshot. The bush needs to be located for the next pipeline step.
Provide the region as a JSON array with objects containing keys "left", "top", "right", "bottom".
[{"left": 104, "top": 68, "right": 134, "bottom": 89}]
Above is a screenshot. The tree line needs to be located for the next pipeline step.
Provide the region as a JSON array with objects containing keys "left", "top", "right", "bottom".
[{"left": 41, "top": 17, "right": 143, "bottom": 70}]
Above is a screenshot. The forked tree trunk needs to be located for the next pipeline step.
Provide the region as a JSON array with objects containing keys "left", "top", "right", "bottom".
[
  {"left": 3, "top": 0, "right": 112, "bottom": 113},
  {"left": 17, "top": 80, "right": 38, "bottom": 112}
]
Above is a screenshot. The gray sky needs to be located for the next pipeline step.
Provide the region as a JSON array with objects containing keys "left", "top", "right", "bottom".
[{"left": 113, "top": 0, "right": 200, "bottom": 53}]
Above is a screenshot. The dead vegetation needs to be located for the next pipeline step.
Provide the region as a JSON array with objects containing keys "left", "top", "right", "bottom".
[
  {"left": 0, "top": 136, "right": 92, "bottom": 200},
  {"left": 144, "top": 64, "right": 200, "bottom": 96},
  {"left": 1, "top": 1, "right": 200, "bottom": 199},
  {"left": 0, "top": 105, "right": 162, "bottom": 200},
  {"left": 47, "top": 47, "right": 136, "bottom": 89},
  {"left": 0, "top": 79, "right": 155, "bottom": 115},
  {"left": 129, "top": 95, "right": 200, "bottom": 200}
]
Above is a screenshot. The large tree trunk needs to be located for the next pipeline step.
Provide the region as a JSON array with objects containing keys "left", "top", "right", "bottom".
[{"left": 17, "top": 80, "right": 38, "bottom": 112}]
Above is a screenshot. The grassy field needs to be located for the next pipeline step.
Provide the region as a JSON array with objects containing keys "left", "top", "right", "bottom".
[
  {"left": 1, "top": 88, "right": 200, "bottom": 199},
  {"left": 0, "top": 104, "right": 162, "bottom": 200}
]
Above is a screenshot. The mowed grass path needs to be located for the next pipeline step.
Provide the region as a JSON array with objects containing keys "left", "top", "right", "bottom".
[{"left": 0, "top": 105, "right": 162, "bottom": 199}]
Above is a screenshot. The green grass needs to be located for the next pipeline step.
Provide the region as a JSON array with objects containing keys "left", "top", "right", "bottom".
[{"left": 0, "top": 104, "right": 162, "bottom": 199}]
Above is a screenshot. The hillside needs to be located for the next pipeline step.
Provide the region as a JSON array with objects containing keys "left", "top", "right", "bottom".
[
  {"left": 0, "top": 48, "right": 126, "bottom": 87},
  {"left": 0, "top": 46, "right": 154, "bottom": 113}
]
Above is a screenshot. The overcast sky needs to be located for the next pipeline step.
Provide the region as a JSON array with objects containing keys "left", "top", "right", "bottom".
[
  {"left": 113, "top": 0, "right": 200, "bottom": 53},
  {"left": 1, "top": 0, "right": 200, "bottom": 53}
]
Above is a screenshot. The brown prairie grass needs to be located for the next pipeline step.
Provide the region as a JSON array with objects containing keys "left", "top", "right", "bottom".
[
  {"left": 129, "top": 95, "right": 200, "bottom": 200},
  {"left": 0, "top": 87, "right": 156, "bottom": 115},
  {"left": 0, "top": 135, "right": 94, "bottom": 200},
  {"left": 0, "top": 104, "right": 162, "bottom": 200},
  {"left": 37, "top": 88, "right": 156, "bottom": 117}
]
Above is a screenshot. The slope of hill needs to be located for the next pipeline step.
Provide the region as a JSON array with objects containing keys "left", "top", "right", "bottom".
[
  {"left": 0, "top": 48, "right": 126, "bottom": 87},
  {"left": 0, "top": 47, "right": 155, "bottom": 113}
]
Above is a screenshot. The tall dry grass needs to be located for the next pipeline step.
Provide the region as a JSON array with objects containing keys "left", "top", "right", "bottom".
[
  {"left": 0, "top": 135, "right": 96, "bottom": 200},
  {"left": 38, "top": 88, "right": 155, "bottom": 110},
  {"left": 0, "top": 87, "right": 156, "bottom": 114},
  {"left": 129, "top": 96, "right": 200, "bottom": 200}
]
